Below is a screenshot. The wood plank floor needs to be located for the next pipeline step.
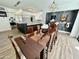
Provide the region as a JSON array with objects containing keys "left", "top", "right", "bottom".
[
  {"left": 48, "top": 32, "right": 79, "bottom": 59},
  {"left": 0, "top": 31, "right": 16, "bottom": 59}
]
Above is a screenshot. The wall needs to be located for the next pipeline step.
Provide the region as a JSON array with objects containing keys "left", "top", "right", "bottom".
[
  {"left": 0, "top": 17, "right": 10, "bottom": 32},
  {"left": 22, "top": 11, "right": 45, "bottom": 24},
  {"left": 22, "top": 11, "right": 35, "bottom": 23},
  {"left": 45, "top": 0, "right": 79, "bottom": 12},
  {"left": 70, "top": 11, "right": 79, "bottom": 37},
  {"left": 0, "top": 6, "right": 17, "bottom": 32},
  {"left": 55, "top": 0, "right": 79, "bottom": 12}
]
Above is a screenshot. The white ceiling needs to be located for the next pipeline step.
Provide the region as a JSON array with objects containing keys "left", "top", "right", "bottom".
[
  {"left": 0, "top": 0, "right": 79, "bottom": 12},
  {"left": 0, "top": 0, "right": 52, "bottom": 12}
]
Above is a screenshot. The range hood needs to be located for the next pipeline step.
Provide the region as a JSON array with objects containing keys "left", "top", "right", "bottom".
[
  {"left": 0, "top": 7, "right": 7, "bottom": 17},
  {"left": 0, "top": 11, "right": 7, "bottom": 17}
]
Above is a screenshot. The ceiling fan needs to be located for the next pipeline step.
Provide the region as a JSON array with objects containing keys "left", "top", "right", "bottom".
[{"left": 14, "top": 1, "right": 21, "bottom": 7}]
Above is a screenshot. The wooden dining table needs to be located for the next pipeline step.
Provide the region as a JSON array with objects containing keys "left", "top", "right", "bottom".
[{"left": 14, "top": 32, "right": 51, "bottom": 59}]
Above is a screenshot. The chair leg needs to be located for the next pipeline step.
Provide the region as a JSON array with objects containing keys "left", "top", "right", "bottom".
[
  {"left": 50, "top": 43, "right": 53, "bottom": 52},
  {"left": 40, "top": 47, "right": 48, "bottom": 59}
]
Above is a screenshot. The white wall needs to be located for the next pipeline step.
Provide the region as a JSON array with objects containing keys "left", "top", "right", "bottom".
[
  {"left": 0, "top": 17, "right": 10, "bottom": 32},
  {"left": 46, "top": 0, "right": 79, "bottom": 12},
  {"left": 55, "top": 0, "right": 79, "bottom": 12},
  {"left": 70, "top": 11, "right": 79, "bottom": 37},
  {"left": 0, "top": 6, "right": 17, "bottom": 32},
  {"left": 22, "top": 11, "right": 46, "bottom": 24}
]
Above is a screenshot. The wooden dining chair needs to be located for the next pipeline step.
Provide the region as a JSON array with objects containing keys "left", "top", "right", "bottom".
[
  {"left": 8, "top": 35, "right": 26, "bottom": 59},
  {"left": 26, "top": 26, "right": 34, "bottom": 37},
  {"left": 47, "top": 21, "right": 58, "bottom": 52}
]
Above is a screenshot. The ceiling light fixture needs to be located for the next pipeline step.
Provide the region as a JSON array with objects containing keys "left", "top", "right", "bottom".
[
  {"left": 26, "top": 6, "right": 38, "bottom": 13},
  {"left": 49, "top": 0, "right": 56, "bottom": 11},
  {"left": 15, "top": 9, "right": 23, "bottom": 16}
]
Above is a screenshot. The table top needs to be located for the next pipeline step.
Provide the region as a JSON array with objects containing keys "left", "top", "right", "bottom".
[
  {"left": 15, "top": 32, "right": 50, "bottom": 59},
  {"left": 30, "top": 32, "right": 50, "bottom": 47}
]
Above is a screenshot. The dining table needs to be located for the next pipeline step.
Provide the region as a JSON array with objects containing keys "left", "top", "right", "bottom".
[{"left": 14, "top": 31, "right": 51, "bottom": 59}]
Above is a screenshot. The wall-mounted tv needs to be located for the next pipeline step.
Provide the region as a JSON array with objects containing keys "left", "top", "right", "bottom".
[{"left": 0, "top": 11, "right": 7, "bottom": 17}]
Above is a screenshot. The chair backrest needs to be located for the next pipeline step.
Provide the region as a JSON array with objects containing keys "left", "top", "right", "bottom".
[
  {"left": 48, "top": 21, "right": 57, "bottom": 33},
  {"left": 10, "top": 37, "right": 26, "bottom": 59}
]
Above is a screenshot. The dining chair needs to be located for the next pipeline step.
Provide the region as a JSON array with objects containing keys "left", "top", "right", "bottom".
[{"left": 8, "top": 35, "right": 26, "bottom": 59}]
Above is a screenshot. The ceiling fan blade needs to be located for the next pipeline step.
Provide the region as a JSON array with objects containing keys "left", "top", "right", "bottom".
[{"left": 14, "top": 1, "right": 21, "bottom": 7}]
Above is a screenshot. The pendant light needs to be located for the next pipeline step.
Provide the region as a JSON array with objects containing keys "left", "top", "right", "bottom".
[{"left": 49, "top": 0, "right": 56, "bottom": 11}]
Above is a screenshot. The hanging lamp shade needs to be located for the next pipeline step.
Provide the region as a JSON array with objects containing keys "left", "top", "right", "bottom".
[{"left": 49, "top": 0, "right": 56, "bottom": 11}]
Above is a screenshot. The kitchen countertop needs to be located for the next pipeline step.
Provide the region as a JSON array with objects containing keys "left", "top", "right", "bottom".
[{"left": 17, "top": 21, "right": 42, "bottom": 26}]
